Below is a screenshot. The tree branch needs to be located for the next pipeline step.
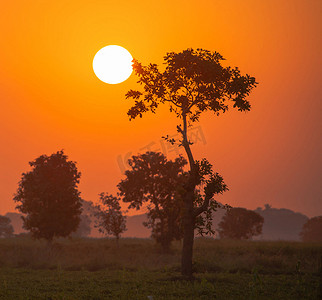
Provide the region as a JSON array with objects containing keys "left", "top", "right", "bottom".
[
  {"left": 164, "top": 94, "right": 181, "bottom": 108},
  {"left": 193, "top": 194, "right": 212, "bottom": 217}
]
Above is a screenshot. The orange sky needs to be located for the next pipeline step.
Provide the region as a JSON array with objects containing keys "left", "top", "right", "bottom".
[{"left": 0, "top": 0, "right": 321, "bottom": 217}]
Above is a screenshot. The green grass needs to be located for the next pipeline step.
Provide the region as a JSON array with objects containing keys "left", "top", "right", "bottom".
[
  {"left": 0, "top": 237, "right": 321, "bottom": 299},
  {"left": 0, "top": 268, "right": 319, "bottom": 299}
]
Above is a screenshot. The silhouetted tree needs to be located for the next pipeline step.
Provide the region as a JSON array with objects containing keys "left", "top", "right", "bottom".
[
  {"left": 118, "top": 152, "right": 187, "bottom": 251},
  {"left": 218, "top": 207, "right": 264, "bottom": 239},
  {"left": 95, "top": 193, "right": 127, "bottom": 244},
  {"left": 264, "top": 203, "right": 272, "bottom": 210},
  {"left": 13, "top": 150, "right": 82, "bottom": 241},
  {"left": 126, "top": 48, "right": 257, "bottom": 276},
  {"left": 0, "top": 215, "right": 14, "bottom": 237},
  {"left": 300, "top": 216, "right": 322, "bottom": 242}
]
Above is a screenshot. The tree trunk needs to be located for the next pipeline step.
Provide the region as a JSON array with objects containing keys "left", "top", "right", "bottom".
[
  {"left": 161, "top": 240, "right": 171, "bottom": 253},
  {"left": 181, "top": 189, "right": 195, "bottom": 278},
  {"left": 180, "top": 109, "right": 197, "bottom": 278}
]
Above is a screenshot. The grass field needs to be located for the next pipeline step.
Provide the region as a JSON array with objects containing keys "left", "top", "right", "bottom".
[{"left": 0, "top": 237, "right": 321, "bottom": 299}]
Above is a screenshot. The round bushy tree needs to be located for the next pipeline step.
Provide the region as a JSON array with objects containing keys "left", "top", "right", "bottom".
[
  {"left": 218, "top": 207, "right": 264, "bottom": 239},
  {"left": 300, "top": 216, "right": 322, "bottom": 242},
  {"left": 14, "top": 150, "right": 82, "bottom": 241}
]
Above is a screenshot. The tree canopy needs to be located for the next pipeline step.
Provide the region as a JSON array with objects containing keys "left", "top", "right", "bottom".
[
  {"left": 13, "top": 150, "right": 82, "bottom": 241},
  {"left": 218, "top": 207, "right": 264, "bottom": 240},
  {"left": 95, "top": 193, "right": 127, "bottom": 242},
  {"left": 300, "top": 216, "right": 322, "bottom": 242},
  {"left": 126, "top": 48, "right": 257, "bottom": 123},
  {"left": 118, "top": 151, "right": 187, "bottom": 250}
]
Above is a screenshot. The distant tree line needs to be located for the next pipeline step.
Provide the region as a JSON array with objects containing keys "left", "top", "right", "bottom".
[
  {"left": 7, "top": 148, "right": 320, "bottom": 247},
  {"left": 9, "top": 149, "right": 322, "bottom": 247}
]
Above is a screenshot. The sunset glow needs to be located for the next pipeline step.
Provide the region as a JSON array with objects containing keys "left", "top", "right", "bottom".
[{"left": 0, "top": 0, "right": 321, "bottom": 218}]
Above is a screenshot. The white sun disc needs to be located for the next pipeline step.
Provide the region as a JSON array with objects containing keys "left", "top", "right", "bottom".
[{"left": 93, "top": 45, "right": 133, "bottom": 84}]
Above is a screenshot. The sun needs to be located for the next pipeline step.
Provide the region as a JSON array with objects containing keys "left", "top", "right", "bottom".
[{"left": 93, "top": 45, "right": 133, "bottom": 84}]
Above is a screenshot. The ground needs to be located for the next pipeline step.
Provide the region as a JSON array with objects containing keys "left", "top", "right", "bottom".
[{"left": 0, "top": 238, "right": 320, "bottom": 299}]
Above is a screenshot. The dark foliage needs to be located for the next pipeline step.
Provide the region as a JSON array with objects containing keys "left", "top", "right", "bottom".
[
  {"left": 95, "top": 193, "right": 127, "bottom": 242},
  {"left": 126, "top": 48, "right": 257, "bottom": 122},
  {"left": 13, "top": 150, "right": 82, "bottom": 241},
  {"left": 118, "top": 152, "right": 186, "bottom": 251},
  {"left": 218, "top": 207, "right": 264, "bottom": 239},
  {"left": 300, "top": 216, "right": 322, "bottom": 242}
]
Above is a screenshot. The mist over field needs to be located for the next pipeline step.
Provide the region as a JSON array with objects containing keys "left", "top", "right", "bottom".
[{"left": 5, "top": 203, "right": 309, "bottom": 241}]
